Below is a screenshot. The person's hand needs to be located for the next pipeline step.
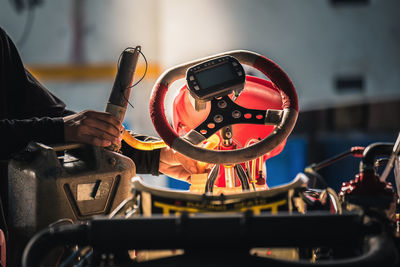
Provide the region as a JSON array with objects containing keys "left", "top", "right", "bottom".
[
  {"left": 159, "top": 146, "right": 208, "bottom": 181},
  {"left": 63, "top": 110, "right": 122, "bottom": 147}
]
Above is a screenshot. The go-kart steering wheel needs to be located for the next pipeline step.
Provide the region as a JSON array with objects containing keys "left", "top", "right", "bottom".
[{"left": 150, "top": 50, "right": 298, "bottom": 164}]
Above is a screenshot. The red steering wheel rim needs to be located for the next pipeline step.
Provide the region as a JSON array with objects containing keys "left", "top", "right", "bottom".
[{"left": 150, "top": 50, "right": 298, "bottom": 164}]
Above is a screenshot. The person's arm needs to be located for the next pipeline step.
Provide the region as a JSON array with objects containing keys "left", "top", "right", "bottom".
[
  {"left": 0, "top": 117, "right": 64, "bottom": 160},
  {"left": 120, "top": 132, "right": 201, "bottom": 180},
  {"left": 159, "top": 146, "right": 200, "bottom": 181},
  {"left": 63, "top": 110, "right": 122, "bottom": 147},
  {"left": 120, "top": 133, "right": 161, "bottom": 175},
  {"left": 0, "top": 27, "right": 68, "bottom": 120},
  {"left": 0, "top": 27, "right": 122, "bottom": 159},
  {"left": 0, "top": 27, "right": 69, "bottom": 159},
  {"left": 0, "top": 110, "right": 123, "bottom": 160}
]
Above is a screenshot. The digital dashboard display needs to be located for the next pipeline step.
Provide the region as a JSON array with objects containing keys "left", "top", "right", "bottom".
[{"left": 195, "top": 63, "right": 235, "bottom": 90}]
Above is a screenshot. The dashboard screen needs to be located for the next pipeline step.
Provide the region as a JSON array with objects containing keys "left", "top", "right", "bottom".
[{"left": 195, "top": 63, "right": 235, "bottom": 90}]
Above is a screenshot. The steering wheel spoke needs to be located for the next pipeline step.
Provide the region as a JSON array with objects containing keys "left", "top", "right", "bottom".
[
  {"left": 193, "top": 95, "right": 271, "bottom": 139},
  {"left": 264, "top": 109, "right": 284, "bottom": 125}
]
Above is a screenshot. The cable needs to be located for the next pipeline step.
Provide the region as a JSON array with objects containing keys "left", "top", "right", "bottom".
[
  {"left": 308, "top": 146, "right": 365, "bottom": 172},
  {"left": 244, "top": 138, "right": 264, "bottom": 189},
  {"left": 205, "top": 164, "right": 220, "bottom": 193},
  {"left": 11, "top": 0, "right": 36, "bottom": 48},
  {"left": 116, "top": 47, "right": 148, "bottom": 110},
  {"left": 234, "top": 164, "right": 250, "bottom": 191},
  {"left": 9, "top": 0, "right": 25, "bottom": 12},
  {"left": 130, "top": 49, "right": 148, "bottom": 88}
]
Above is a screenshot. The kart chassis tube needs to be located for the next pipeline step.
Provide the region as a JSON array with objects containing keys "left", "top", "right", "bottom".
[
  {"left": 23, "top": 212, "right": 399, "bottom": 267},
  {"left": 150, "top": 50, "right": 298, "bottom": 164},
  {"left": 361, "top": 142, "right": 394, "bottom": 172}
]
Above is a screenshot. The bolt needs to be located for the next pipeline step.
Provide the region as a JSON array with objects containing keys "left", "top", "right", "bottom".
[
  {"left": 214, "top": 115, "right": 223, "bottom": 123},
  {"left": 232, "top": 110, "right": 241, "bottom": 118},
  {"left": 218, "top": 100, "right": 227, "bottom": 109}
]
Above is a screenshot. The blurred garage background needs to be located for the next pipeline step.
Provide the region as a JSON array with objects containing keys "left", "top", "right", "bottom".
[{"left": 1, "top": 0, "right": 399, "bottom": 191}]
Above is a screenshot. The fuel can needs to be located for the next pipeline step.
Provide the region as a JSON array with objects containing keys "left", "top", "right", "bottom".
[{"left": 8, "top": 142, "right": 135, "bottom": 240}]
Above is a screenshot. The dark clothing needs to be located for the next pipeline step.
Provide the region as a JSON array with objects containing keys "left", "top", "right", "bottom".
[
  {"left": 0, "top": 26, "right": 160, "bottom": 171},
  {"left": 0, "top": 27, "right": 69, "bottom": 160},
  {"left": 0, "top": 26, "right": 160, "bottom": 239},
  {"left": 120, "top": 134, "right": 161, "bottom": 176},
  {"left": 0, "top": 28, "right": 72, "bottom": 249}
]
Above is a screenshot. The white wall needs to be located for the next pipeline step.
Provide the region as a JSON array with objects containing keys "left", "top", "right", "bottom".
[
  {"left": 2, "top": 0, "right": 399, "bottom": 121},
  {"left": 0, "top": 0, "right": 160, "bottom": 134},
  {"left": 158, "top": 0, "right": 400, "bottom": 110},
  {"left": 0, "top": 0, "right": 72, "bottom": 63},
  {"left": 84, "top": 0, "right": 159, "bottom": 62}
]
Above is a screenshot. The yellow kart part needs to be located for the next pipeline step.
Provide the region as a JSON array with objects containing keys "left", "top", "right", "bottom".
[
  {"left": 122, "top": 131, "right": 219, "bottom": 155},
  {"left": 123, "top": 130, "right": 218, "bottom": 174},
  {"left": 196, "top": 134, "right": 220, "bottom": 173},
  {"left": 122, "top": 130, "right": 167, "bottom": 151}
]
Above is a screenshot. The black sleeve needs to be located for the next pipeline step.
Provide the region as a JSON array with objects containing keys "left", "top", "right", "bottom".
[
  {"left": 0, "top": 27, "right": 70, "bottom": 160},
  {"left": 119, "top": 132, "right": 161, "bottom": 176},
  {"left": 0, "top": 28, "right": 69, "bottom": 118},
  {"left": 0, "top": 117, "right": 65, "bottom": 160}
]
